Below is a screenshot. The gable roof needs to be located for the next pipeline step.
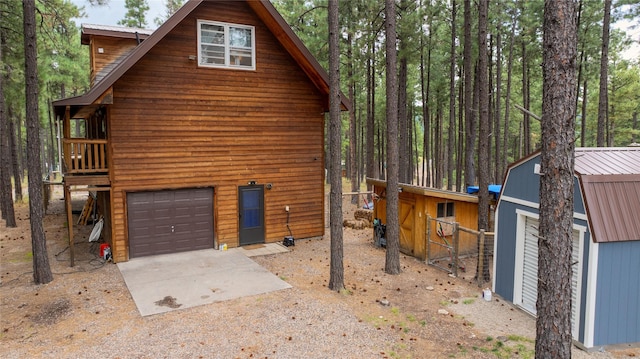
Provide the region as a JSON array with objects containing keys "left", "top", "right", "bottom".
[
  {"left": 54, "top": 0, "right": 349, "bottom": 115},
  {"left": 80, "top": 23, "right": 153, "bottom": 45},
  {"left": 575, "top": 147, "right": 640, "bottom": 243},
  {"left": 502, "top": 147, "right": 640, "bottom": 243}
]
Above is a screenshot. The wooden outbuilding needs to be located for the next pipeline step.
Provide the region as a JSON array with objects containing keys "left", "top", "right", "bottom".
[
  {"left": 53, "top": 0, "right": 348, "bottom": 263},
  {"left": 366, "top": 178, "right": 484, "bottom": 261}
]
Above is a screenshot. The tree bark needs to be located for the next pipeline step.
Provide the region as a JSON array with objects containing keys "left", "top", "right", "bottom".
[
  {"left": 9, "top": 115, "right": 23, "bottom": 201},
  {"left": 536, "top": 0, "right": 577, "bottom": 357},
  {"left": 327, "top": 0, "right": 344, "bottom": 292},
  {"left": 23, "top": 0, "right": 53, "bottom": 284},
  {"left": 384, "top": 0, "right": 401, "bottom": 275},
  {"left": 447, "top": 0, "right": 457, "bottom": 191},
  {"left": 348, "top": 31, "right": 359, "bottom": 204},
  {"left": 581, "top": 78, "right": 588, "bottom": 147},
  {"left": 0, "top": 27, "right": 16, "bottom": 226},
  {"left": 398, "top": 55, "right": 409, "bottom": 183},
  {"left": 463, "top": 0, "right": 475, "bottom": 189},
  {"left": 366, "top": 35, "right": 375, "bottom": 184},
  {"left": 494, "top": 29, "right": 502, "bottom": 182},
  {"left": 522, "top": 38, "right": 531, "bottom": 154},
  {"left": 503, "top": 16, "right": 516, "bottom": 175},
  {"left": 596, "top": 0, "right": 611, "bottom": 147},
  {"left": 476, "top": 0, "right": 490, "bottom": 283}
]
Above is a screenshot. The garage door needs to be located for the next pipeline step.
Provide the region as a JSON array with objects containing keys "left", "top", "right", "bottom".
[
  {"left": 127, "top": 188, "right": 214, "bottom": 258},
  {"left": 520, "top": 216, "right": 581, "bottom": 337}
]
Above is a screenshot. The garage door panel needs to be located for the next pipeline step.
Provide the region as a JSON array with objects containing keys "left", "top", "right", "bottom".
[{"left": 127, "top": 188, "right": 214, "bottom": 258}]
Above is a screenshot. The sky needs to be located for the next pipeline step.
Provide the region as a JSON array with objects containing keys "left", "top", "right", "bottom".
[
  {"left": 71, "top": 0, "right": 167, "bottom": 29},
  {"left": 71, "top": 0, "right": 638, "bottom": 61}
]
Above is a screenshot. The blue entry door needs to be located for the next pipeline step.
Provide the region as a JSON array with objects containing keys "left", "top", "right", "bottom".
[{"left": 238, "top": 185, "right": 265, "bottom": 246}]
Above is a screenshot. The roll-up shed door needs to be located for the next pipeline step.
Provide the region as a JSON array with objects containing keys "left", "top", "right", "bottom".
[{"left": 521, "top": 216, "right": 580, "bottom": 335}]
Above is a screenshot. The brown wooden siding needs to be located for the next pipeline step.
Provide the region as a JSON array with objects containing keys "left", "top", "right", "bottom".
[
  {"left": 370, "top": 180, "right": 480, "bottom": 260},
  {"left": 106, "top": 2, "right": 326, "bottom": 262},
  {"left": 90, "top": 36, "right": 140, "bottom": 86}
]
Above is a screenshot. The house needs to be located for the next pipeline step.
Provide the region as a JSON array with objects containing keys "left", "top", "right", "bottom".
[
  {"left": 53, "top": 0, "right": 349, "bottom": 263},
  {"left": 366, "top": 178, "right": 486, "bottom": 261},
  {"left": 493, "top": 147, "right": 640, "bottom": 350}
]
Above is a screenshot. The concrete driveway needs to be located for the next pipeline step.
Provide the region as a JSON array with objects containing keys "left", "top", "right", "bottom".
[{"left": 117, "top": 245, "right": 291, "bottom": 316}]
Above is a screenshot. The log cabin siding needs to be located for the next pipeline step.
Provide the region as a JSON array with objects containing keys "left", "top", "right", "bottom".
[
  {"left": 90, "top": 37, "right": 140, "bottom": 86},
  {"left": 106, "top": 2, "right": 326, "bottom": 262}
]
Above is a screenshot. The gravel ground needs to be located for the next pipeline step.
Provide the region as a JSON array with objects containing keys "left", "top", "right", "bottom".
[{"left": 2, "top": 188, "right": 638, "bottom": 358}]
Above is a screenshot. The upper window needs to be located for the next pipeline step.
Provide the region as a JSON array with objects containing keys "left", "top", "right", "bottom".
[
  {"left": 198, "top": 20, "right": 255, "bottom": 70},
  {"left": 437, "top": 202, "right": 455, "bottom": 218}
]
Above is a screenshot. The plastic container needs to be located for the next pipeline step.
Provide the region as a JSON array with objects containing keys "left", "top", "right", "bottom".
[
  {"left": 483, "top": 288, "right": 492, "bottom": 301},
  {"left": 99, "top": 243, "right": 110, "bottom": 258}
]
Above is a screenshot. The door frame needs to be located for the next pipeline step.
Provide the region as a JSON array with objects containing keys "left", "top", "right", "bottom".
[
  {"left": 238, "top": 185, "right": 265, "bottom": 246},
  {"left": 513, "top": 209, "right": 585, "bottom": 339}
]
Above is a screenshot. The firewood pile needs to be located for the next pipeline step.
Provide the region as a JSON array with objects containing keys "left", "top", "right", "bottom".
[{"left": 343, "top": 209, "right": 373, "bottom": 229}]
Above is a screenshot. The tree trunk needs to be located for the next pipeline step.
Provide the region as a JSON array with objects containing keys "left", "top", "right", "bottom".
[
  {"left": 23, "top": 0, "right": 53, "bottom": 285},
  {"left": 328, "top": 0, "right": 344, "bottom": 292},
  {"left": 494, "top": 29, "right": 502, "bottom": 182},
  {"left": 384, "top": 0, "right": 401, "bottom": 275},
  {"left": 348, "top": 31, "right": 358, "bottom": 204},
  {"left": 503, "top": 16, "right": 516, "bottom": 179},
  {"left": 447, "top": 0, "right": 457, "bottom": 191},
  {"left": 456, "top": 66, "right": 464, "bottom": 192},
  {"left": 435, "top": 98, "right": 443, "bottom": 189},
  {"left": 366, "top": 35, "right": 375, "bottom": 185},
  {"left": 537, "top": 0, "right": 577, "bottom": 357},
  {"left": 632, "top": 111, "right": 637, "bottom": 144},
  {"left": 463, "top": 0, "right": 475, "bottom": 189},
  {"left": 581, "top": 78, "right": 588, "bottom": 147},
  {"left": 476, "top": 0, "right": 490, "bottom": 284},
  {"left": 596, "top": 0, "right": 611, "bottom": 147},
  {"left": 522, "top": 38, "right": 531, "bottom": 154},
  {"left": 0, "top": 27, "right": 16, "bottom": 226},
  {"left": 421, "top": 8, "right": 433, "bottom": 187},
  {"left": 9, "top": 116, "right": 23, "bottom": 202},
  {"left": 398, "top": 55, "right": 409, "bottom": 184}
]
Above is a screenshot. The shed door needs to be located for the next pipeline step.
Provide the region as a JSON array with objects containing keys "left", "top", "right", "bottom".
[
  {"left": 127, "top": 188, "right": 214, "bottom": 258},
  {"left": 520, "top": 216, "right": 581, "bottom": 336},
  {"left": 399, "top": 199, "right": 415, "bottom": 255}
]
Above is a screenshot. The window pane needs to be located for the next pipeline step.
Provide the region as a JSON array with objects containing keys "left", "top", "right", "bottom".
[
  {"left": 229, "top": 48, "right": 252, "bottom": 67},
  {"left": 201, "top": 45, "right": 225, "bottom": 65},
  {"left": 447, "top": 203, "right": 454, "bottom": 216},
  {"left": 229, "top": 27, "right": 252, "bottom": 48},
  {"left": 200, "top": 24, "right": 224, "bottom": 44}
]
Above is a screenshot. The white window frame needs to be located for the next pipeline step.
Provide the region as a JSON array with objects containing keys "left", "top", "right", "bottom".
[{"left": 197, "top": 20, "right": 255, "bottom": 70}]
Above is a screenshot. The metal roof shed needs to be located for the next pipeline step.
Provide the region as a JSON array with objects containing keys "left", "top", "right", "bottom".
[{"left": 493, "top": 147, "right": 640, "bottom": 351}]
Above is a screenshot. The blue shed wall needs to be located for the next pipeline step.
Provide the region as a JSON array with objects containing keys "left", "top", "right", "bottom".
[
  {"left": 594, "top": 241, "right": 640, "bottom": 346},
  {"left": 494, "top": 201, "right": 530, "bottom": 301},
  {"left": 496, "top": 154, "right": 592, "bottom": 344},
  {"left": 501, "top": 157, "right": 541, "bottom": 202}
]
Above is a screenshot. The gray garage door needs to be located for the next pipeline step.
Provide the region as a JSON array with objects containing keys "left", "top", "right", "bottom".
[{"left": 127, "top": 188, "right": 214, "bottom": 258}]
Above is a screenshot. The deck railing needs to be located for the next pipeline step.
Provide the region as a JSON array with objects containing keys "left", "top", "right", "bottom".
[{"left": 63, "top": 138, "right": 108, "bottom": 174}]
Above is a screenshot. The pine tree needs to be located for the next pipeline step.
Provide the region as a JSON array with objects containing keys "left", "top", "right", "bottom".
[
  {"left": 536, "top": 0, "right": 577, "bottom": 357},
  {"left": 118, "top": 0, "right": 150, "bottom": 28}
]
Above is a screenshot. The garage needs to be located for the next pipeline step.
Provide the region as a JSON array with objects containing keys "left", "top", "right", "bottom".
[{"left": 127, "top": 188, "right": 214, "bottom": 258}]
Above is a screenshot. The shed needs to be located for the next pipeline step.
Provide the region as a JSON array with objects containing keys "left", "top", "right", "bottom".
[
  {"left": 366, "top": 178, "right": 482, "bottom": 260},
  {"left": 52, "top": 0, "right": 349, "bottom": 263},
  {"left": 493, "top": 147, "right": 640, "bottom": 350}
]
